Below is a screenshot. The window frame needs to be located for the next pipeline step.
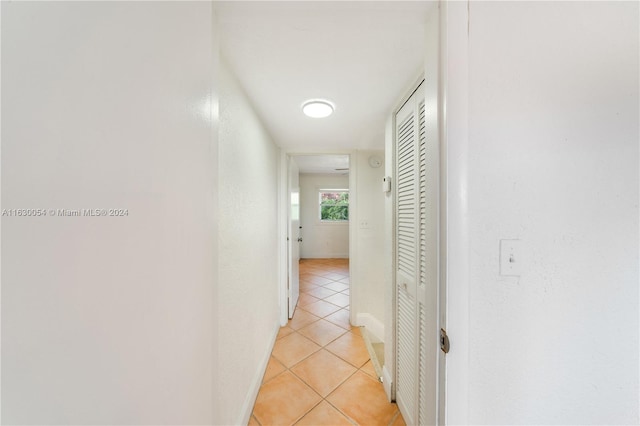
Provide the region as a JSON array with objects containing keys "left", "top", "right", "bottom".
[{"left": 318, "top": 188, "right": 349, "bottom": 224}]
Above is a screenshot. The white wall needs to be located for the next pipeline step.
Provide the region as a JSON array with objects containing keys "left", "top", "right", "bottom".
[
  {"left": 1, "top": 2, "right": 218, "bottom": 424},
  {"left": 351, "top": 151, "right": 386, "bottom": 341},
  {"left": 447, "top": 2, "right": 639, "bottom": 424},
  {"left": 217, "top": 59, "right": 281, "bottom": 426},
  {"left": 299, "top": 174, "right": 349, "bottom": 259}
]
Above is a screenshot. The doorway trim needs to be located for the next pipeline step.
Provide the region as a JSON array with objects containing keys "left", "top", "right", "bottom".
[
  {"left": 277, "top": 150, "right": 357, "bottom": 327},
  {"left": 438, "top": 1, "right": 470, "bottom": 424},
  {"left": 384, "top": 1, "right": 450, "bottom": 423}
]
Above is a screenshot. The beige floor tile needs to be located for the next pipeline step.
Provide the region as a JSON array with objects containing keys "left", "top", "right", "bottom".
[
  {"left": 252, "top": 258, "right": 363, "bottom": 425},
  {"left": 308, "top": 275, "right": 334, "bottom": 286},
  {"left": 298, "top": 293, "right": 320, "bottom": 307},
  {"left": 324, "top": 281, "right": 349, "bottom": 293},
  {"left": 325, "top": 331, "right": 370, "bottom": 368},
  {"left": 253, "top": 371, "right": 322, "bottom": 426},
  {"left": 288, "top": 309, "right": 320, "bottom": 330},
  {"left": 297, "top": 319, "right": 348, "bottom": 346},
  {"left": 307, "top": 286, "right": 337, "bottom": 300},
  {"left": 302, "top": 269, "right": 324, "bottom": 277},
  {"left": 326, "top": 371, "right": 398, "bottom": 426},
  {"left": 360, "top": 360, "right": 378, "bottom": 380},
  {"left": 263, "top": 356, "right": 287, "bottom": 383},
  {"left": 301, "top": 300, "right": 342, "bottom": 318},
  {"left": 324, "top": 292, "right": 350, "bottom": 308},
  {"left": 294, "top": 401, "right": 354, "bottom": 426},
  {"left": 277, "top": 326, "right": 295, "bottom": 340},
  {"left": 300, "top": 282, "right": 320, "bottom": 293},
  {"left": 272, "top": 333, "right": 321, "bottom": 367},
  {"left": 321, "top": 272, "right": 347, "bottom": 281},
  {"left": 291, "top": 350, "right": 356, "bottom": 397},
  {"left": 324, "top": 309, "right": 351, "bottom": 330}
]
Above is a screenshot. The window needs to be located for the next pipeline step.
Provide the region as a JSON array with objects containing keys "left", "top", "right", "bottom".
[{"left": 319, "top": 189, "right": 349, "bottom": 222}]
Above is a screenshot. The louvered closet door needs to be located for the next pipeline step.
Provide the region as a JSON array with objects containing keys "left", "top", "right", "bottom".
[
  {"left": 395, "top": 81, "right": 437, "bottom": 425},
  {"left": 417, "top": 90, "right": 438, "bottom": 426},
  {"left": 395, "top": 84, "right": 420, "bottom": 426}
]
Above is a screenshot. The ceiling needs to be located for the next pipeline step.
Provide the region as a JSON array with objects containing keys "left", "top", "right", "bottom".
[
  {"left": 294, "top": 154, "right": 349, "bottom": 174},
  {"left": 217, "top": 1, "right": 434, "bottom": 152}
]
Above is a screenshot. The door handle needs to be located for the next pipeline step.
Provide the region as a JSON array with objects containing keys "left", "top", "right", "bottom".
[{"left": 440, "top": 328, "right": 450, "bottom": 354}]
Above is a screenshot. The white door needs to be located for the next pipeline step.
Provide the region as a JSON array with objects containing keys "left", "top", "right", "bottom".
[
  {"left": 288, "top": 156, "right": 300, "bottom": 318},
  {"left": 394, "top": 81, "right": 439, "bottom": 425}
]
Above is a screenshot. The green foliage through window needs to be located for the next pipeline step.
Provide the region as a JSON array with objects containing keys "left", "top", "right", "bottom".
[{"left": 319, "top": 190, "right": 349, "bottom": 221}]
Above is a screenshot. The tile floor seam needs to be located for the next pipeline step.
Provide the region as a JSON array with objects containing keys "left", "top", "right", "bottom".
[
  {"left": 273, "top": 331, "right": 322, "bottom": 363},
  {"left": 290, "top": 355, "right": 359, "bottom": 400},
  {"left": 291, "top": 400, "right": 326, "bottom": 426},
  {"left": 289, "top": 367, "right": 360, "bottom": 426},
  {"left": 320, "top": 398, "right": 359, "bottom": 426},
  {"left": 288, "top": 369, "right": 340, "bottom": 402},
  {"left": 290, "top": 399, "right": 324, "bottom": 426},
  {"left": 316, "top": 367, "right": 359, "bottom": 399},
  {"left": 252, "top": 258, "right": 403, "bottom": 426}
]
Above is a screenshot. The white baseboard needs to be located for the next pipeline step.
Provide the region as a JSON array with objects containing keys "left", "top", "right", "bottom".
[
  {"left": 300, "top": 253, "right": 349, "bottom": 259},
  {"left": 237, "top": 321, "right": 279, "bottom": 426},
  {"left": 356, "top": 313, "right": 385, "bottom": 343},
  {"left": 382, "top": 365, "right": 394, "bottom": 402}
]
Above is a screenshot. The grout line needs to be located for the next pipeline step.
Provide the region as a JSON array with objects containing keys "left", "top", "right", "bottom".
[{"left": 254, "top": 259, "right": 398, "bottom": 426}]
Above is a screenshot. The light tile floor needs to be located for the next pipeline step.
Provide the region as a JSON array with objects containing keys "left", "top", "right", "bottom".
[{"left": 250, "top": 258, "right": 405, "bottom": 426}]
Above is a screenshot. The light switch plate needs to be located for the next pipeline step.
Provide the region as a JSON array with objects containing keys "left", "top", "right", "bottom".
[{"left": 500, "top": 239, "right": 522, "bottom": 276}]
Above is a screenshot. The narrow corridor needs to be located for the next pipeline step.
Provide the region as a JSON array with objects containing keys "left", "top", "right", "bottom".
[{"left": 249, "top": 259, "right": 405, "bottom": 426}]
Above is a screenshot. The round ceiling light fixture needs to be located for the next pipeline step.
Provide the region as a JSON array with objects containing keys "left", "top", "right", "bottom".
[{"left": 302, "top": 99, "right": 335, "bottom": 118}]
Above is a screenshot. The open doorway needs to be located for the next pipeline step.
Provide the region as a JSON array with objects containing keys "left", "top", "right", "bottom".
[{"left": 281, "top": 153, "right": 351, "bottom": 321}]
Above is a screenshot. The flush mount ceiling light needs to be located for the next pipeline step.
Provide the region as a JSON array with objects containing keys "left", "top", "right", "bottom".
[{"left": 302, "top": 99, "right": 335, "bottom": 118}]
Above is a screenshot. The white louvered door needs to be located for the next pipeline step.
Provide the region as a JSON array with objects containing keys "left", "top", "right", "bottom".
[
  {"left": 395, "top": 81, "right": 438, "bottom": 425},
  {"left": 395, "top": 89, "right": 419, "bottom": 426}
]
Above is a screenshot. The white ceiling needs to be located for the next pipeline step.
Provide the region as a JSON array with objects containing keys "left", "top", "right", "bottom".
[
  {"left": 217, "top": 1, "right": 434, "bottom": 152},
  {"left": 294, "top": 154, "right": 349, "bottom": 174}
]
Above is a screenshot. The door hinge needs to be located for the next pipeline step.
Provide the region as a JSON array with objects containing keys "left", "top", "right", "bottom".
[{"left": 440, "top": 328, "right": 450, "bottom": 354}]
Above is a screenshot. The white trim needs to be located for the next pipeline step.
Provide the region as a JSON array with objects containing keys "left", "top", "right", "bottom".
[
  {"left": 382, "top": 365, "right": 394, "bottom": 403},
  {"left": 277, "top": 149, "right": 289, "bottom": 326},
  {"left": 383, "top": 114, "right": 396, "bottom": 402},
  {"left": 278, "top": 150, "right": 357, "bottom": 328},
  {"left": 236, "top": 321, "right": 280, "bottom": 426},
  {"left": 441, "top": 1, "right": 470, "bottom": 425},
  {"left": 356, "top": 313, "right": 385, "bottom": 344},
  {"left": 347, "top": 152, "right": 358, "bottom": 326}
]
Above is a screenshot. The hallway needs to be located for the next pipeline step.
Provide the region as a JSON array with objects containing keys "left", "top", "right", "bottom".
[{"left": 249, "top": 259, "right": 404, "bottom": 426}]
